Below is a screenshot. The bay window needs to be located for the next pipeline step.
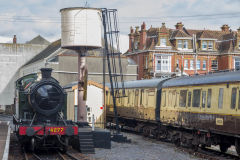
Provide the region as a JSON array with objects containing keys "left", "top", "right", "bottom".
[{"left": 155, "top": 55, "right": 171, "bottom": 72}]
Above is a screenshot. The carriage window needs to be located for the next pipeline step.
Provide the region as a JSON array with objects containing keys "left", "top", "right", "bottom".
[
  {"left": 238, "top": 90, "right": 240, "bottom": 109},
  {"left": 188, "top": 92, "right": 192, "bottom": 107},
  {"left": 135, "top": 89, "right": 139, "bottom": 106},
  {"left": 140, "top": 89, "right": 144, "bottom": 105},
  {"left": 202, "top": 91, "right": 206, "bottom": 108},
  {"left": 162, "top": 91, "right": 166, "bottom": 107},
  {"left": 218, "top": 88, "right": 224, "bottom": 109},
  {"left": 231, "top": 88, "right": 237, "bottom": 109},
  {"left": 179, "top": 90, "right": 187, "bottom": 107},
  {"left": 128, "top": 90, "right": 130, "bottom": 104},
  {"left": 207, "top": 89, "right": 212, "bottom": 108},
  {"left": 192, "top": 89, "right": 200, "bottom": 107}
]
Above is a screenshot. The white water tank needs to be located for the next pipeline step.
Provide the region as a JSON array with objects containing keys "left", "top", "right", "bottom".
[{"left": 60, "top": 7, "right": 102, "bottom": 50}]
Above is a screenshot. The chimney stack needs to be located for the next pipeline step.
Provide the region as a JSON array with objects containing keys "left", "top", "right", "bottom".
[
  {"left": 41, "top": 68, "right": 52, "bottom": 79},
  {"left": 175, "top": 22, "right": 183, "bottom": 30},
  {"left": 221, "top": 24, "right": 230, "bottom": 32},
  {"left": 13, "top": 35, "right": 17, "bottom": 44}
]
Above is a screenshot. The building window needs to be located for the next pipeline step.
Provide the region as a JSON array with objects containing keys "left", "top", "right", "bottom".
[
  {"left": 211, "top": 60, "right": 218, "bottom": 70},
  {"left": 235, "top": 58, "right": 240, "bottom": 70},
  {"left": 208, "top": 41, "right": 213, "bottom": 50},
  {"left": 218, "top": 88, "right": 224, "bottom": 109},
  {"left": 183, "top": 40, "right": 188, "bottom": 49},
  {"left": 197, "top": 60, "right": 201, "bottom": 70},
  {"left": 190, "top": 60, "right": 194, "bottom": 70},
  {"left": 184, "top": 59, "right": 188, "bottom": 69},
  {"left": 238, "top": 41, "right": 240, "bottom": 49},
  {"left": 202, "top": 41, "right": 207, "bottom": 50},
  {"left": 160, "top": 38, "right": 167, "bottom": 47},
  {"left": 178, "top": 40, "right": 183, "bottom": 49},
  {"left": 155, "top": 55, "right": 171, "bottom": 72},
  {"left": 192, "top": 89, "right": 201, "bottom": 107},
  {"left": 202, "top": 60, "right": 206, "bottom": 70}
]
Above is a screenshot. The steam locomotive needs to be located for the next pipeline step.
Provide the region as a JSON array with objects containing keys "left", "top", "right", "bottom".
[{"left": 13, "top": 68, "right": 78, "bottom": 152}]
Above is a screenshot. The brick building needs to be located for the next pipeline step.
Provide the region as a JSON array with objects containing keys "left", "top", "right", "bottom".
[{"left": 125, "top": 22, "right": 240, "bottom": 79}]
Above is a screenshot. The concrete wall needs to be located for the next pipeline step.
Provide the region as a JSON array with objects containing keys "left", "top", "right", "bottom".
[{"left": 0, "top": 43, "right": 47, "bottom": 106}]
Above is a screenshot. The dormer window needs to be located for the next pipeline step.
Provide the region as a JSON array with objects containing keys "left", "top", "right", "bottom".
[
  {"left": 177, "top": 40, "right": 188, "bottom": 50},
  {"left": 202, "top": 41, "right": 207, "bottom": 50},
  {"left": 183, "top": 40, "right": 188, "bottom": 49},
  {"left": 178, "top": 40, "right": 183, "bottom": 49},
  {"left": 208, "top": 41, "right": 213, "bottom": 50},
  {"left": 160, "top": 38, "right": 166, "bottom": 47}
]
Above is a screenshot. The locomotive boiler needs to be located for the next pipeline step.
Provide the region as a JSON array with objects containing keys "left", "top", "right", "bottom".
[{"left": 13, "top": 68, "right": 78, "bottom": 152}]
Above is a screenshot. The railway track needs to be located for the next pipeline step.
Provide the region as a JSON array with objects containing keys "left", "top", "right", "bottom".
[
  {"left": 23, "top": 148, "right": 93, "bottom": 160},
  {"left": 109, "top": 126, "right": 240, "bottom": 160}
]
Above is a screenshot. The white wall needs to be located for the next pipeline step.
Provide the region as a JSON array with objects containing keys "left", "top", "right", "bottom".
[
  {"left": 86, "top": 85, "right": 104, "bottom": 125},
  {"left": 0, "top": 43, "right": 47, "bottom": 106}
]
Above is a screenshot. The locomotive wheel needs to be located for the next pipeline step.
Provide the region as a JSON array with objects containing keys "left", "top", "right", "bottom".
[{"left": 220, "top": 143, "right": 228, "bottom": 153}]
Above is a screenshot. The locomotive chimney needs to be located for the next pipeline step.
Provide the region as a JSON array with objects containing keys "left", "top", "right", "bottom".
[{"left": 41, "top": 68, "right": 52, "bottom": 79}]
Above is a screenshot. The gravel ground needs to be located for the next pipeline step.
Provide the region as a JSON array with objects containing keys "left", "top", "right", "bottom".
[{"left": 92, "top": 132, "right": 204, "bottom": 160}]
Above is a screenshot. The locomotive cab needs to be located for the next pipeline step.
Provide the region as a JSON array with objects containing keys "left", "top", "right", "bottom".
[{"left": 14, "top": 68, "right": 78, "bottom": 152}]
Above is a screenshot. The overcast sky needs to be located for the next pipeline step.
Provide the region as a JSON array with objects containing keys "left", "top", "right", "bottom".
[{"left": 0, "top": 0, "right": 240, "bottom": 52}]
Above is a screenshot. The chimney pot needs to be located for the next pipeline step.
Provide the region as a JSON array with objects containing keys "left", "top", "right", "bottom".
[
  {"left": 175, "top": 22, "right": 183, "bottom": 30},
  {"left": 221, "top": 24, "right": 230, "bottom": 32}
]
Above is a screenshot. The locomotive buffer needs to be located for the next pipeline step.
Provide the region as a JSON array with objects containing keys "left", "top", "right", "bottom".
[{"left": 102, "top": 8, "right": 130, "bottom": 143}]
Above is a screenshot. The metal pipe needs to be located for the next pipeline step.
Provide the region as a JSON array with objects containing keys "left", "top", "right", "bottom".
[{"left": 77, "top": 50, "right": 87, "bottom": 122}]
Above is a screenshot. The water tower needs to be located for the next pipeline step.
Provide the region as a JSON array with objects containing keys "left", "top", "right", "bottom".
[{"left": 60, "top": 7, "right": 102, "bottom": 122}]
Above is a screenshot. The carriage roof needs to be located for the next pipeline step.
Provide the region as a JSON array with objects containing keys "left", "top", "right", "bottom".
[
  {"left": 108, "top": 78, "right": 168, "bottom": 89},
  {"left": 162, "top": 70, "right": 240, "bottom": 88}
]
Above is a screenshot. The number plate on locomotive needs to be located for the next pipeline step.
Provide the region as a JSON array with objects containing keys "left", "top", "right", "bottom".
[{"left": 49, "top": 127, "right": 64, "bottom": 133}]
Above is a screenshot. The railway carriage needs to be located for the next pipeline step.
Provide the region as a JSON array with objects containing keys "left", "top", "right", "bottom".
[{"left": 106, "top": 71, "right": 240, "bottom": 156}]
